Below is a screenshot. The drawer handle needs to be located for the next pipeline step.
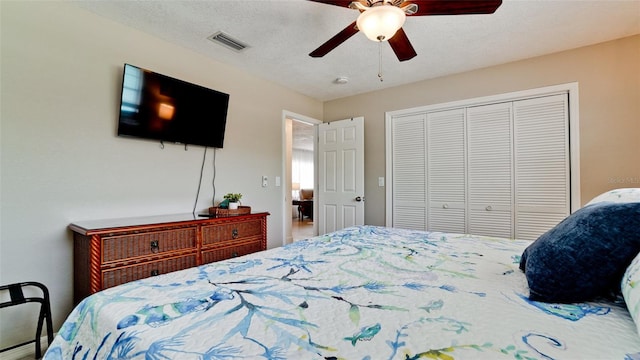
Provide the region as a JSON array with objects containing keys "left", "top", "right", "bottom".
[
  {"left": 442, "top": 204, "right": 449, "bottom": 209},
  {"left": 232, "top": 228, "right": 239, "bottom": 239},
  {"left": 150, "top": 240, "right": 160, "bottom": 253},
  {"left": 232, "top": 252, "right": 239, "bottom": 258},
  {"left": 150, "top": 269, "right": 160, "bottom": 276},
  {"left": 486, "top": 205, "right": 493, "bottom": 211}
]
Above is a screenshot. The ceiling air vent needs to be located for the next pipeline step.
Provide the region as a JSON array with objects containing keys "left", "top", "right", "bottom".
[{"left": 207, "top": 31, "right": 249, "bottom": 52}]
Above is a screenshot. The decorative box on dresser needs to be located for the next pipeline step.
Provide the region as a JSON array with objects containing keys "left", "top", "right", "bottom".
[{"left": 70, "top": 212, "right": 269, "bottom": 304}]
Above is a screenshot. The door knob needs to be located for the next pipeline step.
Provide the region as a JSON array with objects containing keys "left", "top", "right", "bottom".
[{"left": 355, "top": 196, "right": 363, "bottom": 202}]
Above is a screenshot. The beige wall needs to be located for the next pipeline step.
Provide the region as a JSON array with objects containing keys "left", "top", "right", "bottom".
[
  {"left": 324, "top": 35, "right": 640, "bottom": 227},
  {"left": 0, "top": 1, "right": 322, "bottom": 348}
]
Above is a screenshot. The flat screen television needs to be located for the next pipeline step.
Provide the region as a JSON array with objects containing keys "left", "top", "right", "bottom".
[{"left": 117, "top": 63, "right": 229, "bottom": 148}]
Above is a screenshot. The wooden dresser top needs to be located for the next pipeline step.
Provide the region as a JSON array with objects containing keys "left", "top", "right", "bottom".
[{"left": 69, "top": 212, "right": 269, "bottom": 235}]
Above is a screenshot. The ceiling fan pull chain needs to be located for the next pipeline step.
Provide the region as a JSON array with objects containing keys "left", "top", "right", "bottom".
[{"left": 378, "top": 41, "right": 384, "bottom": 82}]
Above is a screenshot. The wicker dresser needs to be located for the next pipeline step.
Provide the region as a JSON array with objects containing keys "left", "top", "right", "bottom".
[{"left": 70, "top": 212, "right": 269, "bottom": 304}]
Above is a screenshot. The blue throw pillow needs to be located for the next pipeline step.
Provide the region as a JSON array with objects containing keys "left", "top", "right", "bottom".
[{"left": 519, "top": 202, "right": 640, "bottom": 303}]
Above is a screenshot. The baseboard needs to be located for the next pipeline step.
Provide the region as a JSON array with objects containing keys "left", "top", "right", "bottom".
[
  {"left": 0, "top": 335, "right": 52, "bottom": 360},
  {"left": 0, "top": 344, "right": 32, "bottom": 359}
]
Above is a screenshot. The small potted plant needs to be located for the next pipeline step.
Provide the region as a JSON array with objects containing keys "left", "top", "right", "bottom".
[{"left": 223, "top": 193, "right": 242, "bottom": 210}]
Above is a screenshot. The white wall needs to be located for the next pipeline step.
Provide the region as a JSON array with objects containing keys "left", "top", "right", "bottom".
[{"left": 0, "top": 1, "right": 322, "bottom": 348}]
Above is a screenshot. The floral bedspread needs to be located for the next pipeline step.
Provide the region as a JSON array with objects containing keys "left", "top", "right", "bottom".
[{"left": 45, "top": 226, "right": 640, "bottom": 359}]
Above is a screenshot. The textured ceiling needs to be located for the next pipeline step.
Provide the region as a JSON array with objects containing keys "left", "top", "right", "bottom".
[
  {"left": 292, "top": 120, "right": 315, "bottom": 151},
  {"left": 73, "top": 0, "right": 640, "bottom": 102}
]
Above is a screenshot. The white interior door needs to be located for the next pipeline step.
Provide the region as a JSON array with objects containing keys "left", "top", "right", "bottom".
[{"left": 317, "top": 117, "right": 365, "bottom": 234}]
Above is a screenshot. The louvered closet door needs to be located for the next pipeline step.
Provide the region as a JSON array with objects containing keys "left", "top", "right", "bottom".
[
  {"left": 514, "top": 94, "right": 570, "bottom": 240},
  {"left": 427, "top": 109, "right": 466, "bottom": 233},
  {"left": 466, "top": 102, "right": 514, "bottom": 238},
  {"left": 391, "top": 114, "right": 427, "bottom": 230}
]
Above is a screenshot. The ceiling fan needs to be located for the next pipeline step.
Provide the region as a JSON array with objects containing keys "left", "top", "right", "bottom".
[{"left": 309, "top": 0, "right": 502, "bottom": 62}]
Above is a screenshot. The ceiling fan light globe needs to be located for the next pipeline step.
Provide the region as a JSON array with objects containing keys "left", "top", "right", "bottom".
[{"left": 356, "top": 5, "right": 406, "bottom": 42}]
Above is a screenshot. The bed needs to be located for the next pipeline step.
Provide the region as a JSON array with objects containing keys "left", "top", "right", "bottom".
[{"left": 45, "top": 189, "right": 640, "bottom": 359}]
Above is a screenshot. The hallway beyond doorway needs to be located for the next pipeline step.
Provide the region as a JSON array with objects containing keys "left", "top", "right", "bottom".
[{"left": 292, "top": 217, "right": 313, "bottom": 241}]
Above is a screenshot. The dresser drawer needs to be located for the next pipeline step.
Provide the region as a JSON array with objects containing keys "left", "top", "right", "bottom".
[
  {"left": 102, "top": 254, "right": 197, "bottom": 289},
  {"left": 202, "top": 219, "right": 262, "bottom": 245},
  {"left": 102, "top": 228, "right": 197, "bottom": 263},
  {"left": 202, "top": 240, "right": 264, "bottom": 264}
]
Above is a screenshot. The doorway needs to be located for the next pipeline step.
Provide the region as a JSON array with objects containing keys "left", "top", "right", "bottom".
[
  {"left": 291, "top": 120, "right": 315, "bottom": 241},
  {"left": 283, "top": 111, "right": 321, "bottom": 244}
]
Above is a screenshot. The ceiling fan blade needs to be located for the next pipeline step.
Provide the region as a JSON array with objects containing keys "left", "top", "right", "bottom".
[
  {"left": 408, "top": 0, "right": 502, "bottom": 16},
  {"left": 309, "top": 21, "right": 359, "bottom": 58},
  {"left": 388, "top": 27, "right": 417, "bottom": 62}
]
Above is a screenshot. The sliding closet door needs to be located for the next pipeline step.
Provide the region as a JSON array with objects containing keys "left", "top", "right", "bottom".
[
  {"left": 427, "top": 109, "right": 466, "bottom": 233},
  {"left": 391, "top": 114, "right": 427, "bottom": 230},
  {"left": 387, "top": 86, "right": 575, "bottom": 239},
  {"left": 466, "top": 103, "right": 514, "bottom": 238},
  {"left": 514, "top": 94, "right": 570, "bottom": 240}
]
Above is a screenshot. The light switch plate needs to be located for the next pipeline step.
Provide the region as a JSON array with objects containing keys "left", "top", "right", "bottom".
[
  {"left": 262, "top": 176, "right": 268, "bottom": 187},
  {"left": 378, "top": 177, "right": 385, "bottom": 187}
]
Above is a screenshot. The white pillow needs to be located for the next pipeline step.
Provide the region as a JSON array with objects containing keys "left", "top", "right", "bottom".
[
  {"left": 622, "top": 251, "right": 640, "bottom": 335},
  {"left": 586, "top": 188, "right": 640, "bottom": 206}
]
